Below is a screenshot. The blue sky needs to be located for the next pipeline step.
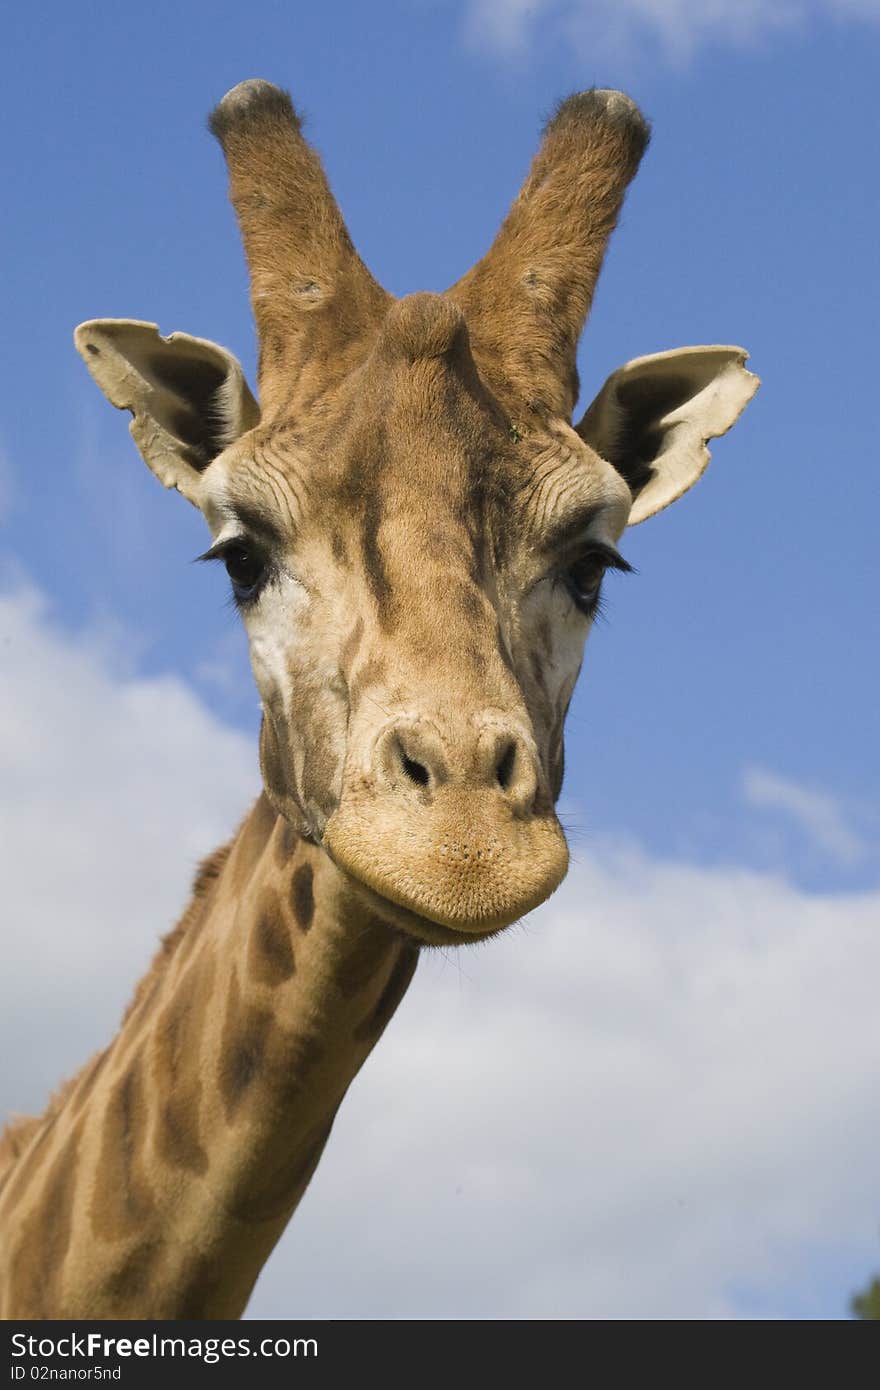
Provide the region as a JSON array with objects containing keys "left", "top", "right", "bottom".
[{"left": 1, "top": 0, "right": 878, "bottom": 1320}]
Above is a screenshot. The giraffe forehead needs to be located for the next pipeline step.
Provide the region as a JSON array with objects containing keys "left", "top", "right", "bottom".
[
  {"left": 210, "top": 343, "right": 628, "bottom": 573},
  {"left": 210, "top": 410, "right": 626, "bottom": 592},
  {"left": 220, "top": 419, "right": 510, "bottom": 574}
]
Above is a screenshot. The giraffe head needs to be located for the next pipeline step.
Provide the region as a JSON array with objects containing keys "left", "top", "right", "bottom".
[{"left": 76, "top": 82, "right": 758, "bottom": 946}]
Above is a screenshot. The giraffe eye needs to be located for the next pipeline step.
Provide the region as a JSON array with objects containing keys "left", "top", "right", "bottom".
[
  {"left": 196, "top": 534, "right": 274, "bottom": 605},
  {"left": 562, "top": 544, "right": 633, "bottom": 616},
  {"left": 224, "top": 543, "right": 268, "bottom": 603},
  {"left": 564, "top": 553, "right": 606, "bottom": 614}
]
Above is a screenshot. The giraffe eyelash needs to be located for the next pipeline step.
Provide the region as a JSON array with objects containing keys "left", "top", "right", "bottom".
[
  {"left": 557, "top": 544, "right": 634, "bottom": 618},
  {"left": 196, "top": 535, "right": 273, "bottom": 607}
]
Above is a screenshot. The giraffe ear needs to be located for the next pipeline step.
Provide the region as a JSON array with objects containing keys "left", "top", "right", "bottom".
[
  {"left": 74, "top": 319, "right": 260, "bottom": 507},
  {"left": 575, "top": 346, "right": 760, "bottom": 525}
]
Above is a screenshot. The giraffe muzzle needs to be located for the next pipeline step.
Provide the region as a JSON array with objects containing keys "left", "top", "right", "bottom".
[{"left": 323, "top": 713, "right": 568, "bottom": 938}]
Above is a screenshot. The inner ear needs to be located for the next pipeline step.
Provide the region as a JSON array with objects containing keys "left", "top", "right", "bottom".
[
  {"left": 75, "top": 319, "right": 261, "bottom": 503},
  {"left": 604, "top": 372, "right": 696, "bottom": 495},
  {"left": 101, "top": 327, "right": 233, "bottom": 469},
  {"left": 575, "top": 346, "right": 760, "bottom": 525}
]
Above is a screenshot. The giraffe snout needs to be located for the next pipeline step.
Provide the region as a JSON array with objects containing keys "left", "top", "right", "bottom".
[{"left": 323, "top": 710, "right": 567, "bottom": 940}]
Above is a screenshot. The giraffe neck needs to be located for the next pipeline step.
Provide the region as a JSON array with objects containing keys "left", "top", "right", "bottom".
[{"left": 0, "top": 795, "right": 418, "bottom": 1319}]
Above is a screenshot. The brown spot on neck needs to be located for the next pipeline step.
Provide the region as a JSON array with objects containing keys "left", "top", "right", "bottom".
[
  {"left": 250, "top": 897, "right": 297, "bottom": 984},
  {"left": 270, "top": 1031, "right": 327, "bottom": 1106},
  {"left": 151, "top": 966, "right": 214, "bottom": 1176},
  {"left": 174, "top": 1252, "right": 233, "bottom": 1320},
  {"left": 353, "top": 946, "right": 418, "bottom": 1042},
  {"left": 102, "top": 1236, "right": 163, "bottom": 1312},
  {"left": 335, "top": 918, "right": 395, "bottom": 998},
  {"left": 219, "top": 972, "right": 274, "bottom": 1120},
  {"left": 157, "top": 1098, "right": 209, "bottom": 1175},
  {"left": 229, "top": 1117, "right": 335, "bottom": 1225},
  {"left": 291, "top": 863, "right": 315, "bottom": 931},
  {"left": 91, "top": 1050, "right": 154, "bottom": 1239}
]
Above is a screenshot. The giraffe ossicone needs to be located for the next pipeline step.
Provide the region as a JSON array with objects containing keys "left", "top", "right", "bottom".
[{"left": 0, "top": 82, "right": 758, "bottom": 1318}]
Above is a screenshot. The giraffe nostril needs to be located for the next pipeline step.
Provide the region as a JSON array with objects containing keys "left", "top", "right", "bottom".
[
  {"left": 401, "top": 753, "right": 430, "bottom": 788},
  {"left": 495, "top": 740, "right": 517, "bottom": 791},
  {"left": 379, "top": 724, "right": 447, "bottom": 795}
]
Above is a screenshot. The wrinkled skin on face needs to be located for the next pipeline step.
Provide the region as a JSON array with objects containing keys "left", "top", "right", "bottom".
[{"left": 199, "top": 298, "right": 632, "bottom": 943}]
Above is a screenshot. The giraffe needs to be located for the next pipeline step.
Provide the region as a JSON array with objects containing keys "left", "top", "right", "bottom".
[{"left": 0, "top": 81, "right": 758, "bottom": 1319}]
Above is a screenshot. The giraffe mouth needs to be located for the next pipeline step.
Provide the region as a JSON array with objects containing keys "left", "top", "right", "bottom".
[
  {"left": 322, "top": 787, "right": 569, "bottom": 945},
  {"left": 334, "top": 867, "right": 514, "bottom": 948}
]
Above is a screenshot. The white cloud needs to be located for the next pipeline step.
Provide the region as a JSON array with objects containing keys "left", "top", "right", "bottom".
[
  {"left": 464, "top": 0, "right": 880, "bottom": 63},
  {"left": 1, "top": 580, "right": 878, "bottom": 1319},
  {"left": 743, "top": 764, "right": 866, "bottom": 865},
  {"left": 0, "top": 583, "right": 258, "bottom": 1104}
]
